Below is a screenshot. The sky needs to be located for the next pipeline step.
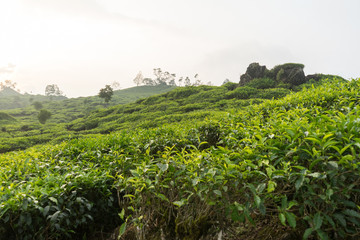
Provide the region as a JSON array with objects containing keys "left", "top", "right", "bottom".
[{"left": 0, "top": 0, "right": 359, "bottom": 97}]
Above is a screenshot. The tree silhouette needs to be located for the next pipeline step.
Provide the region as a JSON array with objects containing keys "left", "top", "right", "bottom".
[
  {"left": 45, "top": 84, "right": 64, "bottom": 100},
  {"left": 38, "top": 109, "right": 51, "bottom": 124},
  {"left": 133, "top": 71, "right": 144, "bottom": 86},
  {"left": 98, "top": 85, "right": 114, "bottom": 104}
]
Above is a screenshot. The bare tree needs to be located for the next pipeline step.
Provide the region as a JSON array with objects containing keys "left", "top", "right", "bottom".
[
  {"left": 133, "top": 71, "right": 144, "bottom": 86},
  {"left": 111, "top": 81, "right": 121, "bottom": 90},
  {"left": 0, "top": 80, "right": 17, "bottom": 90},
  {"left": 45, "top": 84, "right": 64, "bottom": 99}
]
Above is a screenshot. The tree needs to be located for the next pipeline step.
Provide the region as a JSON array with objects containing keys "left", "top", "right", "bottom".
[
  {"left": 184, "top": 77, "right": 191, "bottom": 87},
  {"left": 133, "top": 71, "right": 144, "bottom": 86},
  {"left": 111, "top": 81, "right": 121, "bottom": 90},
  {"left": 222, "top": 79, "right": 230, "bottom": 85},
  {"left": 38, "top": 109, "right": 51, "bottom": 124},
  {"left": 32, "top": 101, "right": 43, "bottom": 110},
  {"left": 177, "top": 77, "right": 183, "bottom": 86},
  {"left": 45, "top": 84, "right": 64, "bottom": 99},
  {"left": 0, "top": 80, "right": 19, "bottom": 92},
  {"left": 192, "top": 74, "right": 203, "bottom": 86},
  {"left": 98, "top": 85, "right": 113, "bottom": 104},
  {"left": 153, "top": 68, "right": 176, "bottom": 85},
  {"left": 143, "top": 78, "right": 155, "bottom": 86}
]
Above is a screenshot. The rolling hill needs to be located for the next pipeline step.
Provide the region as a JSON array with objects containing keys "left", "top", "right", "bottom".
[{"left": 0, "top": 77, "right": 359, "bottom": 239}]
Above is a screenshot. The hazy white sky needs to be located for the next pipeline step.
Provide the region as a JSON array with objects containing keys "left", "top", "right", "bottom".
[{"left": 0, "top": 0, "right": 359, "bottom": 97}]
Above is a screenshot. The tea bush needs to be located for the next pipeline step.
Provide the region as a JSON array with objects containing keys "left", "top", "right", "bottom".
[{"left": 1, "top": 78, "right": 359, "bottom": 239}]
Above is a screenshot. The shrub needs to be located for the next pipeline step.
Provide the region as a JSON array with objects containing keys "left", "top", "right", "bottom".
[
  {"left": 222, "top": 82, "right": 239, "bottom": 91},
  {"left": 225, "top": 87, "right": 259, "bottom": 99},
  {"left": 246, "top": 78, "right": 277, "bottom": 89}
]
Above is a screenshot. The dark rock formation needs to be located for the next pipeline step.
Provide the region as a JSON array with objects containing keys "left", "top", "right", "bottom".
[
  {"left": 239, "top": 63, "right": 267, "bottom": 86},
  {"left": 305, "top": 74, "right": 346, "bottom": 83},
  {"left": 240, "top": 63, "right": 307, "bottom": 87},
  {"left": 305, "top": 74, "right": 321, "bottom": 82},
  {"left": 272, "top": 63, "right": 306, "bottom": 86}
]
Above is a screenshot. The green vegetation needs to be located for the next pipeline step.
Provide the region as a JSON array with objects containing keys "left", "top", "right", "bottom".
[
  {"left": 37, "top": 109, "right": 52, "bottom": 124},
  {"left": 0, "top": 77, "right": 359, "bottom": 239},
  {"left": 98, "top": 85, "right": 114, "bottom": 104},
  {"left": 0, "top": 84, "right": 176, "bottom": 111},
  {"left": 0, "top": 112, "right": 15, "bottom": 122},
  {"left": 0, "top": 81, "right": 294, "bottom": 153}
]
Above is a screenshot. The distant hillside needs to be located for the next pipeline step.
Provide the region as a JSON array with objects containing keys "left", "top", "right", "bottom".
[
  {"left": 66, "top": 72, "right": 343, "bottom": 134},
  {"left": 0, "top": 84, "right": 175, "bottom": 111},
  {"left": 0, "top": 112, "right": 16, "bottom": 122},
  {"left": 0, "top": 88, "right": 66, "bottom": 110},
  {"left": 0, "top": 87, "right": 22, "bottom": 97},
  {"left": 0, "top": 73, "right": 342, "bottom": 153},
  {"left": 66, "top": 84, "right": 290, "bottom": 134}
]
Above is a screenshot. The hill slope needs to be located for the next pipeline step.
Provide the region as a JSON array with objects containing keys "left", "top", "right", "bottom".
[
  {"left": 0, "top": 84, "right": 176, "bottom": 111},
  {"left": 0, "top": 78, "right": 359, "bottom": 239},
  {"left": 0, "top": 82, "right": 294, "bottom": 153}
]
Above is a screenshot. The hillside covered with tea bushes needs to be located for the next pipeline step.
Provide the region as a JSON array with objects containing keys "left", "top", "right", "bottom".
[
  {"left": 0, "top": 77, "right": 306, "bottom": 153},
  {"left": 1, "top": 78, "right": 359, "bottom": 239},
  {"left": 0, "top": 85, "right": 176, "bottom": 153}
]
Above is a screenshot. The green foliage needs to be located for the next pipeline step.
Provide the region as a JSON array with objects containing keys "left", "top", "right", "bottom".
[
  {"left": 45, "top": 84, "right": 64, "bottom": 98},
  {"left": 225, "top": 86, "right": 290, "bottom": 100},
  {"left": 32, "top": 101, "right": 43, "bottom": 110},
  {"left": 0, "top": 79, "right": 318, "bottom": 153},
  {"left": 1, "top": 77, "right": 360, "bottom": 239},
  {"left": 246, "top": 78, "right": 277, "bottom": 89},
  {"left": 0, "top": 93, "right": 65, "bottom": 110},
  {"left": 222, "top": 81, "right": 238, "bottom": 91},
  {"left": 0, "top": 112, "right": 15, "bottom": 122},
  {"left": 225, "top": 86, "right": 259, "bottom": 99},
  {"left": 98, "top": 85, "right": 114, "bottom": 103},
  {"left": 67, "top": 84, "right": 289, "bottom": 135},
  {"left": 38, "top": 109, "right": 52, "bottom": 124},
  {"left": 0, "top": 85, "right": 178, "bottom": 153}
]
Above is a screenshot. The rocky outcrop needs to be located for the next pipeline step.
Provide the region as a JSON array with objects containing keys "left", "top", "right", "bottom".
[
  {"left": 239, "top": 63, "right": 306, "bottom": 86},
  {"left": 305, "top": 74, "right": 346, "bottom": 83},
  {"left": 239, "top": 63, "right": 267, "bottom": 86},
  {"left": 272, "top": 63, "right": 306, "bottom": 86}
]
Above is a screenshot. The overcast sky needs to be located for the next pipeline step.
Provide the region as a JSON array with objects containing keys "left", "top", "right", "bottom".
[{"left": 0, "top": 0, "right": 359, "bottom": 97}]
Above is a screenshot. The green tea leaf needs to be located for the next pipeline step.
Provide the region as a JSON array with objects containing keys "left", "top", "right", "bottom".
[
  {"left": 267, "top": 180, "right": 276, "bottom": 193},
  {"left": 316, "top": 229, "right": 329, "bottom": 240},
  {"left": 213, "top": 190, "right": 222, "bottom": 197},
  {"left": 119, "top": 209, "right": 125, "bottom": 220},
  {"left": 49, "top": 197, "right": 58, "bottom": 205},
  {"left": 155, "top": 193, "right": 169, "bottom": 202},
  {"left": 43, "top": 206, "right": 50, "bottom": 217},
  {"left": 279, "top": 213, "right": 286, "bottom": 226},
  {"left": 295, "top": 175, "right": 304, "bottom": 191},
  {"left": 333, "top": 213, "right": 346, "bottom": 227},
  {"left": 256, "top": 183, "right": 266, "bottom": 193},
  {"left": 254, "top": 195, "right": 261, "bottom": 208},
  {"left": 118, "top": 222, "right": 127, "bottom": 239},
  {"left": 50, "top": 211, "right": 61, "bottom": 223},
  {"left": 157, "top": 163, "right": 168, "bottom": 172},
  {"left": 313, "top": 212, "right": 323, "bottom": 230},
  {"left": 343, "top": 209, "right": 360, "bottom": 219},
  {"left": 173, "top": 199, "right": 186, "bottom": 208},
  {"left": 303, "top": 228, "right": 313, "bottom": 240},
  {"left": 285, "top": 212, "right": 296, "bottom": 228}
]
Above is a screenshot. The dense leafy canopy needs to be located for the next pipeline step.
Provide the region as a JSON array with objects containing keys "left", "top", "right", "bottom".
[{"left": 0, "top": 77, "right": 359, "bottom": 239}]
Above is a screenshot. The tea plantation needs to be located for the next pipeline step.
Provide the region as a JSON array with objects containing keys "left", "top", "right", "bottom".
[{"left": 1, "top": 78, "right": 360, "bottom": 239}]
